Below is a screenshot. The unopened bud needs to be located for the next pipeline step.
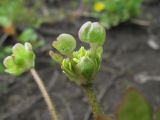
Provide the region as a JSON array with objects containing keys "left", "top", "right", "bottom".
[
  {"left": 53, "top": 33, "right": 76, "bottom": 55},
  {"left": 78, "top": 21, "right": 106, "bottom": 45}
]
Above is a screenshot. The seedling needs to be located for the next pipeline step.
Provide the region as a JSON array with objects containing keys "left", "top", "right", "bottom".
[{"left": 50, "top": 21, "right": 112, "bottom": 120}]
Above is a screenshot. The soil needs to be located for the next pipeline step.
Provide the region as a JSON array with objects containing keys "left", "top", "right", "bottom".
[{"left": 0, "top": 1, "right": 160, "bottom": 120}]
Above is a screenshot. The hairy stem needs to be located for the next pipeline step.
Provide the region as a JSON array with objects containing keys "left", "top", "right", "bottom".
[
  {"left": 83, "top": 84, "right": 103, "bottom": 118},
  {"left": 30, "top": 68, "right": 59, "bottom": 120}
]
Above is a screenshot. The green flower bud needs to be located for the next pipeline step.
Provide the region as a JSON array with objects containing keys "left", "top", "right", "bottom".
[
  {"left": 78, "top": 21, "right": 106, "bottom": 45},
  {"left": 60, "top": 46, "right": 102, "bottom": 85},
  {"left": 3, "top": 42, "right": 35, "bottom": 76},
  {"left": 76, "top": 56, "right": 95, "bottom": 83},
  {"left": 61, "top": 58, "right": 81, "bottom": 84},
  {"left": 52, "top": 33, "right": 76, "bottom": 55},
  {"left": 72, "top": 47, "right": 87, "bottom": 60}
]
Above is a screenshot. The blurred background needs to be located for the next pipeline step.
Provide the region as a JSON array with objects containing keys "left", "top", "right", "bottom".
[{"left": 0, "top": 0, "right": 160, "bottom": 120}]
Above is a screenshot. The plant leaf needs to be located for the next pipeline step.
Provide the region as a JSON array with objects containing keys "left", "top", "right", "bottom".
[
  {"left": 116, "top": 87, "right": 152, "bottom": 120},
  {"left": 18, "top": 28, "right": 38, "bottom": 42}
]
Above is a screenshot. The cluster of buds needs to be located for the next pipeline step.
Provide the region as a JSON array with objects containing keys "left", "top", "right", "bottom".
[
  {"left": 3, "top": 43, "right": 35, "bottom": 76},
  {"left": 50, "top": 21, "right": 106, "bottom": 85}
]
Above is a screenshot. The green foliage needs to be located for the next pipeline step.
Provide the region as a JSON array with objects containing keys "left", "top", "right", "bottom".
[
  {"left": 3, "top": 43, "right": 35, "bottom": 76},
  {"left": 0, "top": 46, "right": 12, "bottom": 59},
  {"left": 0, "top": 46, "right": 12, "bottom": 73},
  {"left": 116, "top": 88, "right": 152, "bottom": 120},
  {"left": 18, "top": 28, "right": 45, "bottom": 48},
  {"left": 19, "top": 28, "right": 38, "bottom": 43},
  {"left": 50, "top": 21, "right": 105, "bottom": 85},
  {"left": 0, "top": 16, "right": 12, "bottom": 28},
  {"left": 0, "top": 0, "right": 42, "bottom": 28},
  {"left": 86, "top": 0, "right": 143, "bottom": 29}
]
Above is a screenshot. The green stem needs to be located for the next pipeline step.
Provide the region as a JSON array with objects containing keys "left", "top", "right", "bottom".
[
  {"left": 83, "top": 84, "right": 103, "bottom": 118},
  {"left": 30, "top": 68, "right": 59, "bottom": 120}
]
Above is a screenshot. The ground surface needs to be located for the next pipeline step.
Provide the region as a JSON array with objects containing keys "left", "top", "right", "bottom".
[{"left": 0, "top": 1, "right": 160, "bottom": 120}]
